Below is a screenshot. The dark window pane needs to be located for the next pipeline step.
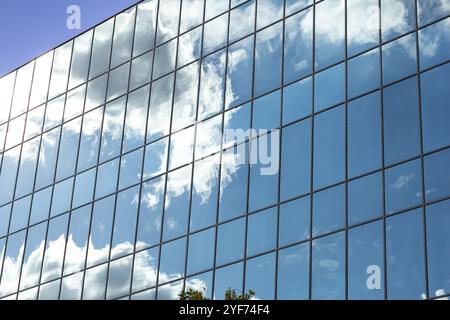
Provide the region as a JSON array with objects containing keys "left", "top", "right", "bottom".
[
  {"left": 247, "top": 207, "right": 277, "bottom": 257},
  {"left": 282, "top": 77, "right": 312, "bottom": 124},
  {"left": 314, "top": 63, "right": 345, "bottom": 112},
  {"left": 187, "top": 228, "right": 215, "bottom": 275},
  {"left": 159, "top": 237, "right": 186, "bottom": 283}
]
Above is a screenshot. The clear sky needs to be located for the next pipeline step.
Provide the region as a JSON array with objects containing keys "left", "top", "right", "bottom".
[{"left": 0, "top": 0, "right": 140, "bottom": 77}]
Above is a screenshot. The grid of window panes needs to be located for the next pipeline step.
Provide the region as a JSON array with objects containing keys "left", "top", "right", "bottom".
[{"left": 0, "top": 0, "right": 449, "bottom": 300}]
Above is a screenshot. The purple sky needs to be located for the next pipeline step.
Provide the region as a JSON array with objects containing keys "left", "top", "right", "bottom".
[{"left": 0, "top": 0, "right": 140, "bottom": 77}]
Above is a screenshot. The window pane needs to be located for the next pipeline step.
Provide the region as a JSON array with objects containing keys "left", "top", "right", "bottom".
[
  {"left": 257, "top": 0, "right": 283, "bottom": 29},
  {"left": 78, "top": 107, "right": 103, "bottom": 172},
  {"left": 223, "top": 103, "right": 251, "bottom": 148},
  {"left": 85, "top": 74, "right": 107, "bottom": 112},
  {"left": 30, "top": 51, "right": 53, "bottom": 108},
  {"left": 277, "top": 243, "right": 309, "bottom": 300},
  {"left": 173, "top": 63, "right": 199, "bottom": 131},
  {"left": 163, "top": 166, "right": 192, "bottom": 241},
  {"left": 314, "top": 63, "right": 345, "bottom": 112},
  {"left": 281, "top": 119, "right": 311, "bottom": 201},
  {"left": 279, "top": 197, "right": 310, "bottom": 247},
  {"left": 178, "top": 26, "right": 202, "bottom": 68},
  {"left": 20, "top": 222, "right": 47, "bottom": 290},
  {"left": 387, "top": 209, "right": 426, "bottom": 299},
  {"left": 216, "top": 218, "right": 245, "bottom": 266},
  {"left": 156, "top": 0, "right": 181, "bottom": 45},
  {"left": 159, "top": 237, "right": 186, "bottom": 283},
  {"left": 255, "top": 22, "right": 282, "bottom": 97},
  {"left": 106, "top": 255, "right": 133, "bottom": 299},
  {"left": 249, "top": 133, "right": 279, "bottom": 212},
  {"left": 247, "top": 207, "right": 277, "bottom": 257},
  {"left": 130, "top": 52, "right": 153, "bottom": 91},
  {"left": 190, "top": 156, "right": 220, "bottom": 231},
  {"left": 38, "top": 280, "right": 60, "bottom": 300},
  {"left": 347, "top": 0, "right": 379, "bottom": 56},
  {"left": 95, "top": 159, "right": 119, "bottom": 199},
  {"left": 348, "top": 221, "right": 384, "bottom": 300},
  {"left": 0, "top": 147, "right": 20, "bottom": 205},
  {"left": 229, "top": 1, "right": 255, "bottom": 43},
  {"left": 219, "top": 145, "right": 248, "bottom": 222},
  {"left": 100, "top": 97, "right": 126, "bottom": 162},
  {"left": 0, "top": 205, "right": 11, "bottom": 237},
  {"left": 214, "top": 263, "right": 243, "bottom": 300},
  {"left": 9, "top": 195, "right": 31, "bottom": 233},
  {"left": 419, "top": 18, "right": 450, "bottom": 70},
  {"left": 195, "top": 116, "right": 222, "bottom": 161},
  {"left": 69, "top": 30, "right": 92, "bottom": 89},
  {"left": 245, "top": 253, "right": 275, "bottom": 300},
  {"left": 119, "top": 148, "right": 143, "bottom": 189},
  {"left": 60, "top": 272, "right": 84, "bottom": 300},
  {"left": 385, "top": 159, "right": 422, "bottom": 214},
  {"left": 203, "top": 13, "right": 228, "bottom": 55},
  {"left": 5, "top": 114, "right": 26, "bottom": 149},
  {"left": 87, "top": 196, "right": 114, "bottom": 267},
  {"left": 283, "top": 76, "right": 312, "bottom": 124},
  {"left": 15, "top": 137, "right": 40, "bottom": 198},
  {"left": 313, "top": 105, "right": 345, "bottom": 189},
  {"left": 153, "top": 39, "right": 177, "bottom": 79},
  {"left": 180, "top": 0, "right": 204, "bottom": 33},
  {"left": 315, "top": 0, "right": 345, "bottom": 69},
  {"left": 225, "top": 36, "right": 254, "bottom": 109},
  {"left": 143, "top": 138, "right": 168, "bottom": 180},
  {"left": 252, "top": 90, "right": 281, "bottom": 131},
  {"left": 24, "top": 104, "right": 44, "bottom": 140},
  {"left": 312, "top": 232, "right": 345, "bottom": 300},
  {"left": 348, "top": 92, "right": 382, "bottom": 178},
  {"left": 64, "top": 205, "right": 91, "bottom": 275},
  {"left": 11, "top": 62, "right": 34, "bottom": 117},
  {"left": 50, "top": 178, "right": 73, "bottom": 217},
  {"left": 381, "top": 0, "right": 415, "bottom": 42},
  {"left": 133, "top": 0, "right": 157, "bottom": 56},
  {"left": 90, "top": 18, "right": 114, "bottom": 79},
  {"left": 0, "top": 72, "right": 15, "bottom": 124},
  {"left": 348, "top": 172, "right": 383, "bottom": 226},
  {"left": 49, "top": 42, "right": 72, "bottom": 99},
  {"left": 426, "top": 200, "right": 450, "bottom": 298},
  {"left": 199, "top": 49, "right": 226, "bottom": 120},
  {"left": 348, "top": 48, "right": 380, "bottom": 99},
  {"left": 137, "top": 176, "right": 165, "bottom": 249},
  {"left": 421, "top": 63, "right": 450, "bottom": 153},
  {"left": 313, "top": 184, "right": 345, "bottom": 236},
  {"left": 107, "top": 63, "right": 130, "bottom": 102},
  {"left": 42, "top": 214, "right": 69, "bottom": 282},
  {"left": 424, "top": 148, "right": 450, "bottom": 203},
  {"left": 56, "top": 117, "right": 82, "bottom": 181},
  {"left": 0, "top": 231, "right": 26, "bottom": 296},
  {"left": 73, "top": 168, "right": 96, "bottom": 208},
  {"left": 383, "top": 77, "right": 421, "bottom": 165},
  {"left": 205, "top": 0, "right": 227, "bottom": 20},
  {"left": 284, "top": 8, "right": 313, "bottom": 83},
  {"left": 417, "top": 0, "right": 450, "bottom": 26},
  {"left": 35, "top": 128, "right": 60, "bottom": 190},
  {"left": 29, "top": 187, "right": 51, "bottom": 225},
  {"left": 111, "top": 186, "right": 139, "bottom": 259},
  {"left": 111, "top": 7, "right": 136, "bottom": 68},
  {"left": 382, "top": 33, "right": 417, "bottom": 85},
  {"left": 187, "top": 228, "right": 215, "bottom": 275},
  {"left": 132, "top": 247, "right": 159, "bottom": 293},
  {"left": 286, "top": 0, "right": 312, "bottom": 15},
  {"left": 123, "top": 85, "right": 149, "bottom": 152},
  {"left": 83, "top": 264, "right": 108, "bottom": 299},
  {"left": 147, "top": 74, "right": 173, "bottom": 141}
]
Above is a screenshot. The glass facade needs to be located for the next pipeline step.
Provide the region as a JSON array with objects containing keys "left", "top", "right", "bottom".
[{"left": 0, "top": 0, "right": 449, "bottom": 300}]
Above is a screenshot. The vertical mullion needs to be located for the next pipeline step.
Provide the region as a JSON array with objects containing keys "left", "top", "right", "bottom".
[
  {"left": 58, "top": 29, "right": 95, "bottom": 300},
  {"left": 413, "top": 0, "right": 430, "bottom": 301},
  {"left": 104, "top": 6, "right": 137, "bottom": 300},
  {"left": 211, "top": 0, "right": 231, "bottom": 300},
  {"left": 129, "top": 0, "right": 160, "bottom": 300}
]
